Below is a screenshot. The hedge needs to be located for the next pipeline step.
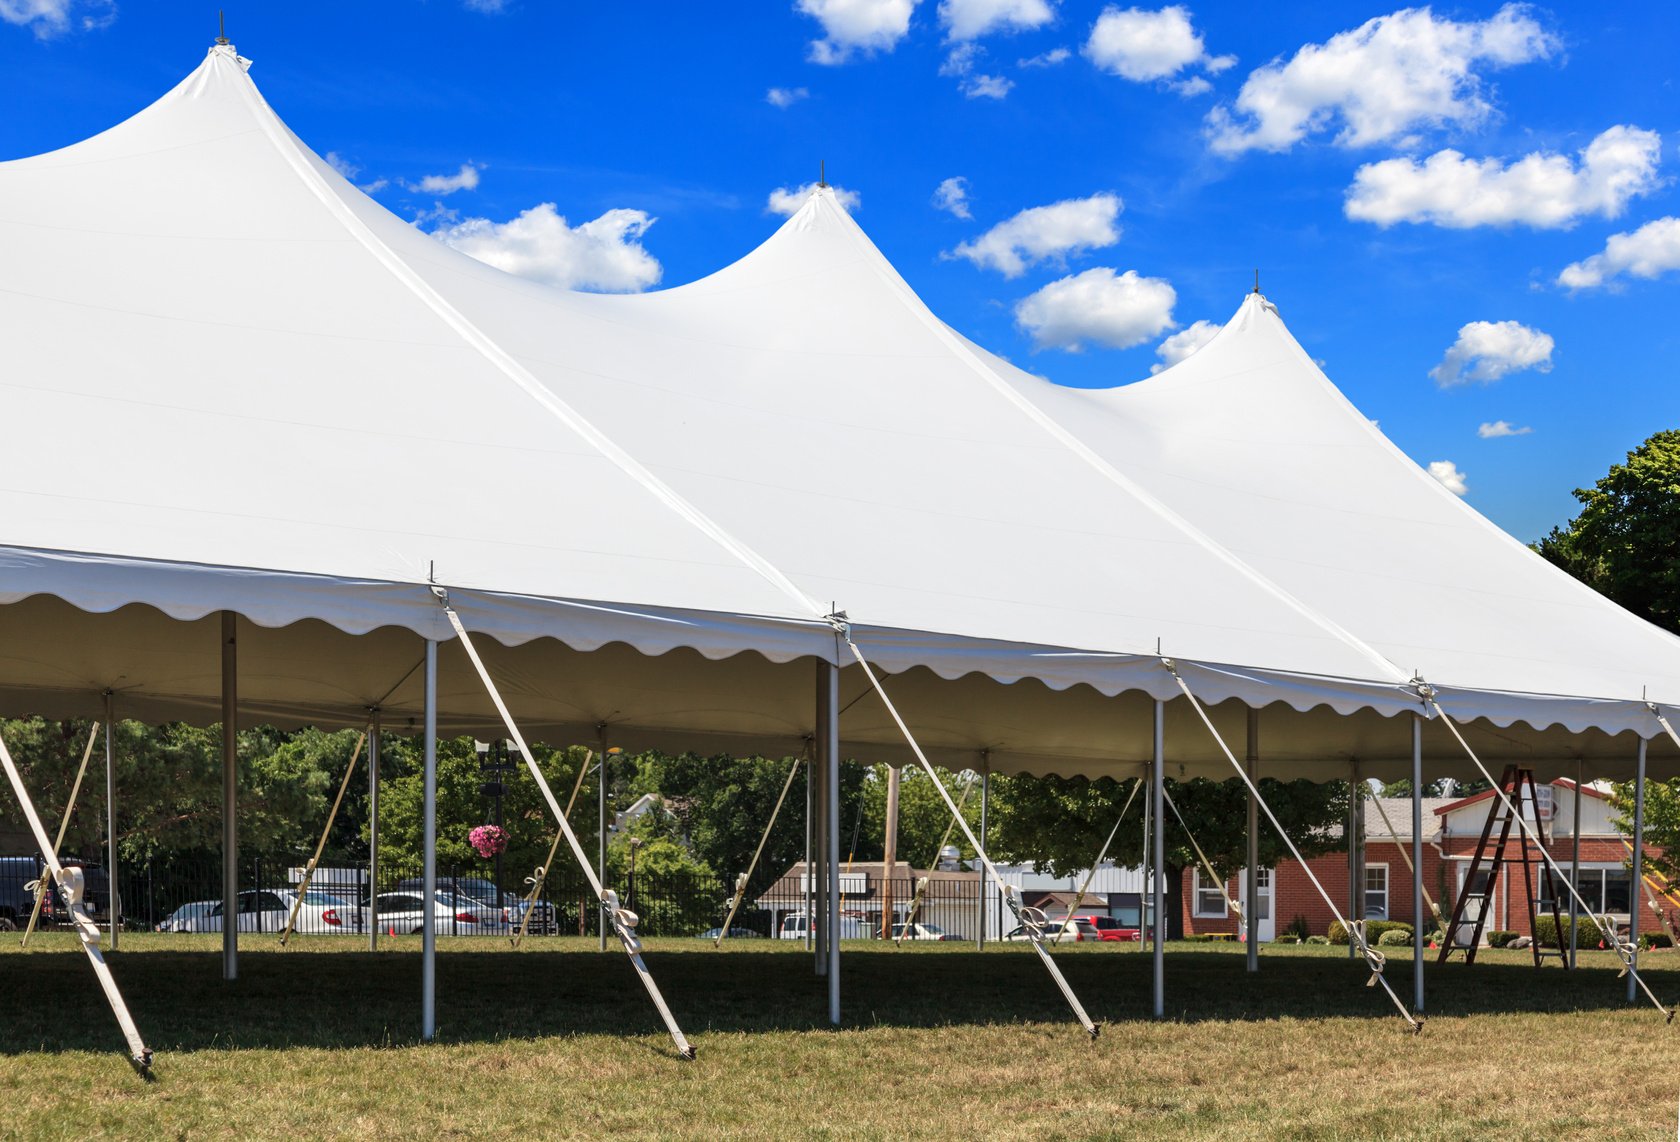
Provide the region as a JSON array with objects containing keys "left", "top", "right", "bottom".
[
  {"left": 1533, "top": 914, "right": 1603, "bottom": 949},
  {"left": 1328, "top": 920, "right": 1413, "bottom": 945},
  {"left": 1376, "top": 928, "right": 1412, "bottom": 947},
  {"left": 1487, "top": 930, "right": 1517, "bottom": 948}
]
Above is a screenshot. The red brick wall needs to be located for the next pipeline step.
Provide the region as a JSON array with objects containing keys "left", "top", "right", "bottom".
[{"left": 1181, "top": 836, "right": 1673, "bottom": 941}]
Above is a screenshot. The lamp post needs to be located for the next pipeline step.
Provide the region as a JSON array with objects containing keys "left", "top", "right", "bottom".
[{"left": 629, "top": 836, "right": 642, "bottom": 918}]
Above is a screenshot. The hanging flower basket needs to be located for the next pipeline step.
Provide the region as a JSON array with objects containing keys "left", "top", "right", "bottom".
[{"left": 469, "top": 824, "right": 509, "bottom": 859}]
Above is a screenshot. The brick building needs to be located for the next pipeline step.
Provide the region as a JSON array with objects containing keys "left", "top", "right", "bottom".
[{"left": 1179, "top": 780, "right": 1673, "bottom": 943}]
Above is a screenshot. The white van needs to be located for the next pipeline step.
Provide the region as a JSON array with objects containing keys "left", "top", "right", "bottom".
[{"left": 778, "top": 913, "right": 877, "bottom": 940}]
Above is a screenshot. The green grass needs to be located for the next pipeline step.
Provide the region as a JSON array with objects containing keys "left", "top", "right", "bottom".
[{"left": 2, "top": 934, "right": 1677, "bottom": 1140}]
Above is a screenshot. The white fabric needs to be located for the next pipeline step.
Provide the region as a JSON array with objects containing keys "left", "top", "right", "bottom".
[{"left": 0, "top": 47, "right": 1677, "bottom": 778}]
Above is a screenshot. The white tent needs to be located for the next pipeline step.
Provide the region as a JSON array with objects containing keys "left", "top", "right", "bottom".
[
  {"left": 4, "top": 42, "right": 1678, "bottom": 1055},
  {"left": 3, "top": 45, "right": 1676, "bottom": 783}
]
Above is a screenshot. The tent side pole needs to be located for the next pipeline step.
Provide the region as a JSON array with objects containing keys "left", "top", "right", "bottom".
[
  {"left": 1152, "top": 698, "right": 1165, "bottom": 1020},
  {"left": 421, "top": 640, "right": 438, "bottom": 1041},
  {"left": 1629, "top": 738, "right": 1647, "bottom": 1003},
  {"left": 1570, "top": 757, "right": 1582, "bottom": 968},
  {"left": 368, "top": 707, "right": 381, "bottom": 951},
  {"left": 813, "top": 662, "right": 829, "bottom": 977},
  {"left": 804, "top": 753, "right": 813, "bottom": 952},
  {"left": 104, "top": 690, "right": 118, "bottom": 950},
  {"left": 597, "top": 723, "right": 609, "bottom": 953},
  {"left": 220, "top": 611, "right": 237, "bottom": 981},
  {"left": 1412, "top": 713, "right": 1424, "bottom": 1014},
  {"left": 977, "top": 760, "right": 989, "bottom": 950},
  {"left": 823, "top": 657, "right": 841, "bottom": 1023},
  {"left": 1245, "top": 707, "right": 1258, "bottom": 973}
]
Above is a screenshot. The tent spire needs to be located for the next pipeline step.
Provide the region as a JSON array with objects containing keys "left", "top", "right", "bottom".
[
  {"left": 1253, "top": 268, "right": 1259, "bottom": 295},
  {"left": 215, "top": 10, "right": 229, "bottom": 45},
  {"left": 819, "top": 160, "right": 828, "bottom": 189}
]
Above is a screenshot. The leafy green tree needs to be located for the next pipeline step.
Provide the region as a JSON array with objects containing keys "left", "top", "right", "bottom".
[
  {"left": 1537, "top": 429, "right": 1680, "bottom": 631},
  {"left": 987, "top": 773, "right": 1346, "bottom": 938}
]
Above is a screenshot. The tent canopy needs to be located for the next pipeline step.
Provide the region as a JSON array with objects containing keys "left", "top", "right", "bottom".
[{"left": 0, "top": 45, "right": 1676, "bottom": 780}]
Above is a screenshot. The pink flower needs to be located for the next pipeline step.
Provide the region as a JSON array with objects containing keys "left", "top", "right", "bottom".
[{"left": 469, "top": 825, "right": 509, "bottom": 858}]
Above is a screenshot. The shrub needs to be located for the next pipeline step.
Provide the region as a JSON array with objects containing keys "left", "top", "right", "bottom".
[
  {"left": 1273, "top": 935, "right": 1300, "bottom": 944},
  {"left": 1305, "top": 935, "right": 1330, "bottom": 945},
  {"left": 1642, "top": 932, "right": 1673, "bottom": 949},
  {"left": 1487, "top": 930, "right": 1517, "bottom": 948},
  {"left": 1424, "top": 930, "right": 1444, "bottom": 946},
  {"left": 1376, "top": 928, "right": 1412, "bottom": 947},
  {"left": 1534, "top": 915, "right": 1602, "bottom": 949},
  {"left": 1285, "top": 914, "right": 1311, "bottom": 941},
  {"left": 1328, "top": 920, "right": 1412, "bottom": 946}
]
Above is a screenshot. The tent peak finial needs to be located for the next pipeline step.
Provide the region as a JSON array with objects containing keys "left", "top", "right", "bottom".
[
  {"left": 818, "top": 160, "right": 827, "bottom": 190},
  {"left": 1253, "top": 268, "right": 1259, "bottom": 295},
  {"left": 215, "top": 9, "right": 229, "bottom": 45}
]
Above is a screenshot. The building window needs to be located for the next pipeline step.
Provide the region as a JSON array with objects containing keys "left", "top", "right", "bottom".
[
  {"left": 1364, "top": 864, "right": 1388, "bottom": 919},
  {"left": 1566, "top": 866, "right": 1633, "bottom": 914},
  {"left": 1193, "top": 869, "right": 1228, "bottom": 918},
  {"left": 1255, "top": 868, "right": 1272, "bottom": 921}
]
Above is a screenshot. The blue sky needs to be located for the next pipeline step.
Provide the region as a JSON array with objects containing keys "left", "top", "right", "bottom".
[{"left": 3, "top": 1, "right": 1677, "bottom": 541}]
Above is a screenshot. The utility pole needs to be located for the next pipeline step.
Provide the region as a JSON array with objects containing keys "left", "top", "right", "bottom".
[{"left": 881, "top": 765, "right": 901, "bottom": 939}]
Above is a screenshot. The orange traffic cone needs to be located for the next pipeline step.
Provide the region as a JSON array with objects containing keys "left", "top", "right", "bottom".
[{"left": 388, "top": 925, "right": 395, "bottom": 937}]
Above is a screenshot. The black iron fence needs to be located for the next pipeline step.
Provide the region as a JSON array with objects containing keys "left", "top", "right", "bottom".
[{"left": 1, "top": 856, "right": 991, "bottom": 942}]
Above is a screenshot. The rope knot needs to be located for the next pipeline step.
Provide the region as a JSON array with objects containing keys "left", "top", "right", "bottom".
[{"left": 825, "top": 609, "right": 850, "bottom": 637}]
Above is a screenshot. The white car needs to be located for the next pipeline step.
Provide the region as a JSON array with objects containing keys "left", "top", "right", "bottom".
[
  {"left": 180, "top": 889, "right": 352, "bottom": 934},
  {"left": 362, "top": 891, "right": 478, "bottom": 936},
  {"left": 891, "top": 922, "right": 957, "bottom": 941},
  {"left": 778, "top": 913, "right": 877, "bottom": 940},
  {"left": 1004, "top": 917, "right": 1099, "bottom": 943}
]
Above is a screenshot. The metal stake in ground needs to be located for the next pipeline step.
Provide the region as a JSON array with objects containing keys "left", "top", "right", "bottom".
[{"left": 440, "top": 596, "right": 696, "bottom": 1058}]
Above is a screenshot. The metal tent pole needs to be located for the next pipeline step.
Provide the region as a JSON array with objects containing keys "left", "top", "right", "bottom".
[
  {"left": 597, "top": 723, "right": 609, "bottom": 953},
  {"left": 1570, "top": 757, "right": 1582, "bottom": 968},
  {"left": 368, "top": 708, "right": 381, "bottom": 951},
  {"left": 977, "top": 760, "right": 989, "bottom": 950},
  {"left": 1412, "top": 714, "right": 1424, "bottom": 1014},
  {"left": 804, "top": 753, "right": 813, "bottom": 952},
  {"left": 421, "top": 640, "right": 438, "bottom": 1040},
  {"left": 1152, "top": 699, "right": 1165, "bottom": 1020},
  {"left": 1245, "top": 707, "right": 1259, "bottom": 973},
  {"left": 813, "top": 663, "right": 829, "bottom": 978},
  {"left": 1629, "top": 739, "right": 1647, "bottom": 1004},
  {"left": 104, "top": 690, "right": 118, "bottom": 950},
  {"left": 822, "top": 657, "right": 841, "bottom": 1024},
  {"left": 220, "top": 611, "right": 238, "bottom": 981},
  {"left": 1346, "top": 765, "right": 1360, "bottom": 959}
]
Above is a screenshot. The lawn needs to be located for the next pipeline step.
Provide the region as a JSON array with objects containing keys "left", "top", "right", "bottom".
[{"left": 1, "top": 934, "right": 1675, "bottom": 1140}]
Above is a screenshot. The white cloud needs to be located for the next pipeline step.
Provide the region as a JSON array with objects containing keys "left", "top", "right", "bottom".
[
  {"left": 0, "top": 0, "right": 112, "bottom": 36},
  {"left": 1429, "top": 320, "right": 1554, "bottom": 387},
  {"left": 1478, "top": 420, "right": 1532, "bottom": 438},
  {"left": 431, "top": 204, "right": 662, "bottom": 293},
  {"left": 1206, "top": 4, "right": 1558, "bottom": 155},
  {"left": 767, "top": 182, "right": 862, "bottom": 216},
  {"left": 1428, "top": 460, "right": 1468, "bottom": 496},
  {"left": 1171, "top": 76, "right": 1212, "bottom": 97},
  {"left": 1150, "top": 318, "right": 1221, "bottom": 373},
  {"left": 933, "top": 176, "right": 973, "bottom": 219},
  {"left": 940, "top": 41, "right": 1015, "bottom": 98},
  {"left": 1019, "top": 46, "right": 1071, "bottom": 67},
  {"left": 767, "top": 86, "right": 810, "bottom": 108},
  {"left": 948, "top": 192, "right": 1122, "bottom": 276},
  {"left": 462, "top": 0, "right": 509, "bottom": 11},
  {"left": 410, "top": 163, "right": 482, "bottom": 196},
  {"left": 939, "top": 0, "right": 1053, "bottom": 41},
  {"left": 799, "top": 0, "right": 919, "bottom": 64},
  {"left": 1556, "top": 216, "right": 1680, "bottom": 290},
  {"left": 1084, "top": 5, "right": 1230, "bottom": 84},
  {"left": 325, "top": 152, "right": 360, "bottom": 180},
  {"left": 1346, "top": 126, "right": 1663, "bottom": 230},
  {"left": 1014, "top": 268, "right": 1176, "bottom": 351}
]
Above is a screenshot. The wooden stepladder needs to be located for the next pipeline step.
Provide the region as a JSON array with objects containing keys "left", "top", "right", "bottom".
[{"left": 1438, "top": 765, "right": 1569, "bottom": 968}]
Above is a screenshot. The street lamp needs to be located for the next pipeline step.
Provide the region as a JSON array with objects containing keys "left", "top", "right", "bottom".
[{"left": 628, "top": 836, "right": 643, "bottom": 918}]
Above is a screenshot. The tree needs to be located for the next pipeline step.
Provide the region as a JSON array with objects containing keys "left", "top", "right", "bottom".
[
  {"left": 986, "top": 773, "right": 1347, "bottom": 938},
  {"left": 1537, "top": 429, "right": 1680, "bottom": 631}
]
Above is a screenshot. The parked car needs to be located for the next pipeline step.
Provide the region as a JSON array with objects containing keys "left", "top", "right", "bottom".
[
  {"left": 778, "top": 913, "right": 877, "bottom": 940},
  {"left": 392, "top": 877, "right": 534, "bottom": 933},
  {"left": 156, "top": 900, "right": 219, "bottom": 932},
  {"left": 891, "top": 922, "right": 958, "bottom": 941},
  {"left": 1005, "top": 917, "right": 1100, "bottom": 943},
  {"left": 362, "top": 891, "right": 476, "bottom": 936},
  {"left": 180, "top": 889, "right": 349, "bottom": 934},
  {"left": 1060, "top": 914, "right": 1142, "bottom": 942},
  {"left": 699, "top": 926, "right": 762, "bottom": 940},
  {"left": 1, "top": 857, "right": 115, "bottom": 927}
]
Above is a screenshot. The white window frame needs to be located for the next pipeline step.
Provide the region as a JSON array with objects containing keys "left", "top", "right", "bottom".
[
  {"left": 1192, "top": 868, "right": 1228, "bottom": 918},
  {"left": 1364, "top": 863, "right": 1389, "bottom": 919}
]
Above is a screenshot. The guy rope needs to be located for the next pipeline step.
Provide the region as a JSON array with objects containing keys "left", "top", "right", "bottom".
[
  {"left": 511, "top": 749, "right": 595, "bottom": 949},
  {"left": 1050, "top": 775, "right": 1143, "bottom": 947},
  {"left": 1165, "top": 660, "right": 1422, "bottom": 1032},
  {"left": 21, "top": 723, "right": 100, "bottom": 947},
  {"left": 716, "top": 747, "right": 807, "bottom": 946},
  {"left": 280, "top": 729, "right": 367, "bottom": 945},
  {"left": 895, "top": 775, "right": 975, "bottom": 947}
]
